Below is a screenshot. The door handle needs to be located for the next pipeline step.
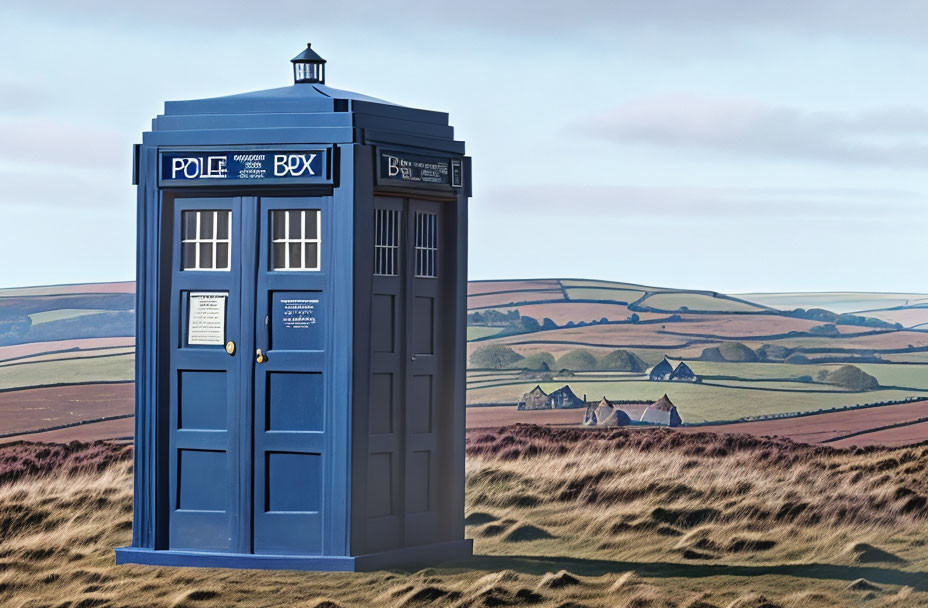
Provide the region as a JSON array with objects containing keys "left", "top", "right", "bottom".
[
  {"left": 256, "top": 348, "right": 268, "bottom": 364},
  {"left": 225, "top": 341, "right": 236, "bottom": 356}
]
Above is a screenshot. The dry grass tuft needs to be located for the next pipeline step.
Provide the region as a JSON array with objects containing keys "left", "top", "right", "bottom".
[{"left": 1, "top": 431, "right": 927, "bottom": 607}]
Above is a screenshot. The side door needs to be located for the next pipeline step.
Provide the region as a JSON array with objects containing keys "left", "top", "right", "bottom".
[
  {"left": 168, "top": 197, "right": 243, "bottom": 552},
  {"left": 404, "top": 198, "right": 446, "bottom": 545},
  {"left": 252, "top": 196, "right": 332, "bottom": 555}
]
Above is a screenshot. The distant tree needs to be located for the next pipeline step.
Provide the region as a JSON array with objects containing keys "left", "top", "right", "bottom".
[
  {"left": 718, "top": 342, "right": 758, "bottom": 362},
  {"left": 816, "top": 370, "right": 830, "bottom": 382},
  {"left": 470, "top": 344, "right": 524, "bottom": 369},
  {"left": 519, "top": 315, "right": 540, "bottom": 332},
  {"left": 784, "top": 353, "right": 811, "bottom": 364},
  {"left": 599, "top": 317, "right": 609, "bottom": 324},
  {"left": 467, "top": 311, "right": 485, "bottom": 324},
  {"left": 627, "top": 313, "right": 640, "bottom": 324},
  {"left": 825, "top": 365, "right": 880, "bottom": 391},
  {"left": 809, "top": 324, "right": 839, "bottom": 336},
  {"left": 521, "top": 352, "right": 556, "bottom": 371},
  {"left": 597, "top": 349, "right": 647, "bottom": 372},
  {"left": 556, "top": 349, "right": 598, "bottom": 370},
  {"left": 541, "top": 318, "right": 558, "bottom": 330},
  {"left": 699, "top": 346, "right": 725, "bottom": 362}
]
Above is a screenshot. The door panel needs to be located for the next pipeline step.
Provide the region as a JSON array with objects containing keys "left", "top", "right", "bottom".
[
  {"left": 252, "top": 196, "right": 332, "bottom": 555},
  {"left": 168, "top": 197, "right": 242, "bottom": 553},
  {"left": 404, "top": 199, "right": 444, "bottom": 546},
  {"left": 366, "top": 198, "right": 404, "bottom": 552}
]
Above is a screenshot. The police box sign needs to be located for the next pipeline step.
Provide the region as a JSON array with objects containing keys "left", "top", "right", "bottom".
[
  {"left": 159, "top": 149, "right": 330, "bottom": 186},
  {"left": 377, "top": 149, "right": 463, "bottom": 190}
]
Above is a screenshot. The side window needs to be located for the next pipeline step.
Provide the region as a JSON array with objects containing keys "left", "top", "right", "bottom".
[
  {"left": 271, "top": 209, "right": 321, "bottom": 271},
  {"left": 181, "top": 210, "right": 231, "bottom": 271},
  {"left": 414, "top": 211, "right": 438, "bottom": 278},
  {"left": 374, "top": 208, "right": 400, "bottom": 276}
]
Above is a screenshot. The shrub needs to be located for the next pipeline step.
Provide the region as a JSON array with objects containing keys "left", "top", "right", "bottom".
[
  {"left": 521, "top": 352, "right": 556, "bottom": 371},
  {"left": 699, "top": 346, "right": 725, "bottom": 362},
  {"left": 809, "top": 324, "right": 839, "bottom": 336},
  {"left": 597, "top": 349, "right": 647, "bottom": 372},
  {"left": 825, "top": 365, "right": 880, "bottom": 391},
  {"left": 556, "top": 349, "right": 598, "bottom": 370},
  {"left": 470, "top": 344, "right": 523, "bottom": 369},
  {"left": 785, "top": 353, "right": 811, "bottom": 364},
  {"left": 718, "top": 342, "right": 758, "bottom": 362}
]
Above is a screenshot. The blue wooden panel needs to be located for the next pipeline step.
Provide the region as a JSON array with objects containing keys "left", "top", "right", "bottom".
[
  {"left": 366, "top": 453, "right": 392, "bottom": 518},
  {"left": 179, "top": 371, "right": 227, "bottom": 430},
  {"left": 268, "top": 372, "right": 323, "bottom": 431},
  {"left": 253, "top": 195, "right": 336, "bottom": 557},
  {"left": 178, "top": 449, "right": 227, "bottom": 511},
  {"left": 267, "top": 452, "right": 322, "bottom": 512},
  {"left": 369, "top": 373, "right": 393, "bottom": 434},
  {"left": 270, "top": 291, "right": 325, "bottom": 351}
]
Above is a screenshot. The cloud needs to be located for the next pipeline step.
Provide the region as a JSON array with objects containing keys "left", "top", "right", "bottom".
[
  {"left": 9, "top": 1, "right": 928, "bottom": 46},
  {"left": 575, "top": 95, "right": 928, "bottom": 168},
  {"left": 0, "top": 118, "right": 129, "bottom": 170},
  {"left": 479, "top": 184, "right": 927, "bottom": 221},
  {"left": 0, "top": 81, "right": 54, "bottom": 114}
]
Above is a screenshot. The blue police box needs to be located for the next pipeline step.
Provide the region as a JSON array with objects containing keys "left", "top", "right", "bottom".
[{"left": 115, "top": 44, "right": 472, "bottom": 571}]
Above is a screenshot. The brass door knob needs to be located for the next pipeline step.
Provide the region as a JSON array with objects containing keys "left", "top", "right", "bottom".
[
  {"left": 256, "top": 348, "right": 267, "bottom": 363},
  {"left": 225, "top": 341, "right": 236, "bottom": 356}
]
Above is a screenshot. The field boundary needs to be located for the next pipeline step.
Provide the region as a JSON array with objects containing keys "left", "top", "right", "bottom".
[
  {"left": 821, "top": 416, "right": 928, "bottom": 444},
  {"left": 0, "top": 380, "right": 134, "bottom": 395},
  {"left": 0, "top": 413, "right": 134, "bottom": 440}
]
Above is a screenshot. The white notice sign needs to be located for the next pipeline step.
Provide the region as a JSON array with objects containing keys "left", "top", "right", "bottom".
[{"left": 188, "top": 292, "right": 227, "bottom": 345}]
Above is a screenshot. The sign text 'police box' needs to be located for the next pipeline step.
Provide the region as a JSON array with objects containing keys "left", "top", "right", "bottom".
[
  {"left": 377, "top": 149, "right": 463, "bottom": 190},
  {"left": 159, "top": 149, "right": 332, "bottom": 186}
]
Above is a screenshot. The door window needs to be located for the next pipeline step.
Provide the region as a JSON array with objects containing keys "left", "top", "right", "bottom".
[
  {"left": 374, "top": 208, "right": 400, "bottom": 276},
  {"left": 414, "top": 212, "right": 438, "bottom": 278},
  {"left": 181, "top": 210, "right": 231, "bottom": 271},
  {"left": 271, "top": 210, "right": 321, "bottom": 271}
]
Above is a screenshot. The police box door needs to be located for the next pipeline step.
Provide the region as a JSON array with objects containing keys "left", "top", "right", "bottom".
[
  {"left": 166, "top": 194, "right": 331, "bottom": 555},
  {"left": 367, "top": 196, "right": 450, "bottom": 550},
  {"left": 252, "top": 196, "right": 332, "bottom": 555},
  {"left": 168, "top": 197, "right": 244, "bottom": 552}
]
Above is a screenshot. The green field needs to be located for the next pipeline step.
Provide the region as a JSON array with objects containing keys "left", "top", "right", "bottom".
[
  {"left": 638, "top": 292, "right": 767, "bottom": 313},
  {"left": 467, "top": 326, "right": 506, "bottom": 340},
  {"left": 563, "top": 287, "right": 645, "bottom": 303},
  {"left": 0, "top": 354, "right": 135, "bottom": 391},
  {"left": 27, "top": 309, "right": 111, "bottom": 325},
  {"left": 466, "top": 377, "right": 928, "bottom": 423}
]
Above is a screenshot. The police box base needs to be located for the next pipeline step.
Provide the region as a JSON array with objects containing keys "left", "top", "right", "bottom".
[{"left": 115, "top": 539, "right": 474, "bottom": 572}]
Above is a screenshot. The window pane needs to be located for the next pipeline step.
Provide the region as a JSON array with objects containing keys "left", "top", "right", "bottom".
[
  {"left": 288, "top": 211, "right": 302, "bottom": 239},
  {"left": 216, "top": 211, "right": 230, "bottom": 239},
  {"left": 215, "top": 243, "right": 229, "bottom": 269},
  {"left": 272, "top": 211, "right": 286, "bottom": 240},
  {"left": 182, "top": 243, "right": 197, "bottom": 269},
  {"left": 272, "top": 243, "right": 286, "bottom": 269},
  {"left": 288, "top": 243, "right": 301, "bottom": 269},
  {"left": 305, "top": 210, "right": 319, "bottom": 239},
  {"left": 304, "top": 243, "right": 318, "bottom": 269},
  {"left": 199, "top": 243, "right": 214, "bottom": 269},
  {"left": 183, "top": 212, "right": 197, "bottom": 240},
  {"left": 199, "top": 212, "right": 214, "bottom": 239}
]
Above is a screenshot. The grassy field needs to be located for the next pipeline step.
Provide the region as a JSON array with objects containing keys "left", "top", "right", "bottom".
[
  {"left": 0, "top": 353, "right": 134, "bottom": 391},
  {"left": 27, "top": 308, "right": 111, "bottom": 325},
  {"left": 466, "top": 375, "right": 928, "bottom": 423},
  {"left": 2, "top": 433, "right": 926, "bottom": 608},
  {"left": 467, "top": 279, "right": 928, "bottom": 432},
  {"left": 467, "top": 326, "right": 507, "bottom": 340}
]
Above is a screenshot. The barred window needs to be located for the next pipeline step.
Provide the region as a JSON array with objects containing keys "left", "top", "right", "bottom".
[
  {"left": 181, "top": 210, "right": 231, "bottom": 271},
  {"left": 271, "top": 210, "right": 321, "bottom": 271},
  {"left": 414, "top": 212, "right": 438, "bottom": 278},
  {"left": 374, "top": 209, "right": 400, "bottom": 276}
]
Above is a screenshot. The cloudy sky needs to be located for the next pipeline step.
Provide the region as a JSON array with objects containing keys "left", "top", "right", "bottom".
[{"left": 1, "top": 2, "right": 927, "bottom": 293}]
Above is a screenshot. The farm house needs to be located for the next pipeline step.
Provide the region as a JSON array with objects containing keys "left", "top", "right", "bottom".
[{"left": 640, "top": 395, "right": 683, "bottom": 427}]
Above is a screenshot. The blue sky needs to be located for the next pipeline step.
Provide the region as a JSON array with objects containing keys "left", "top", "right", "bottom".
[{"left": 1, "top": 2, "right": 927, "bottom": 293}]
